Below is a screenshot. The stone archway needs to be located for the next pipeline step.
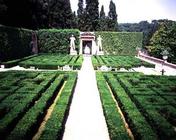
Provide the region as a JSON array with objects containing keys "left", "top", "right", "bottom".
[{"left": 79, "top": 32, "right": 97, "bottom": 55}]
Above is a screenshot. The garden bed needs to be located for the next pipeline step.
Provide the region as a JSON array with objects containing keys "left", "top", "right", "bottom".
[
  {"left": 0, "top": 71, "right": 77, "bottom": 139},
  {"left": 97, "top": 72, "right": 176, "bottom": 140},
  {"left": 92, "top": 55, "right": 154, "bottom": 70},
  {"left": 19, "top": 54, "right": 83, "bottom": 70}
]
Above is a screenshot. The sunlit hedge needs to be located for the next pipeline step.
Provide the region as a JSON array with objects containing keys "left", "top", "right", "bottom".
[
  {"left": 95, "top": 32, "right": 143, "bottom": 55},
  {"left": 38, "top": 29, "right": 80, "bottom": 54}
]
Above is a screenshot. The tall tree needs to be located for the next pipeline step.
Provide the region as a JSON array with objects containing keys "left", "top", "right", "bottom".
[
  {"left": 108, "top": 0, "right": 117, "bottom": 31},
  {"left": 100, "top": 5, "right": 105, "bottom": 19},
  {"left": 85, "top": 0, "right": 99, "bottom": 31},
  {"left": 0, "top": 0, "right": 49, "bottom": 29},
  {"left": 149, "top": 20, "right": 176, "bottom": 63},
  {"left": 77, "top": 0, "right": 84, "bottom": 18},
  {"left": 99, "top": 5, "right": 108, "bottom": 31},
  {"left": 0, "top": 0, "right": 7, "bottom": 25},
  {"left": 49, "top": 0, "right": 74, "bottom": 29},
  {"left": 77, "top": 0, "right": 84, "bottom": 30}
]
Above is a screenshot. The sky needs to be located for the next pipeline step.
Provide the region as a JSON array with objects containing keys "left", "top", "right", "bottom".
[{"left": 70, "top": 0, "right": 176, "bottom": 23}]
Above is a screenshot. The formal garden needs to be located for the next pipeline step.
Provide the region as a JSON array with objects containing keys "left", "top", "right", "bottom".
[
  {"left": 97, "top": 72, "right": 176, "bottom": 140},
  {"left": 0, "top": 22, "right": 176, "bottom": 139},
  {"left": 0, "top": 71, "right": 77, "bottom": 139},
  {"left": 0, "top": 0, "right": 176, "bottom": 137}
]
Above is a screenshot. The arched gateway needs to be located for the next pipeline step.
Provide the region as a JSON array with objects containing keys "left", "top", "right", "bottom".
[
  {"left": 79, "top": 32, "right": 98, "bottom": 55},
  {"left": 69, "top": 32, "right": 104, "bottom": 55}
]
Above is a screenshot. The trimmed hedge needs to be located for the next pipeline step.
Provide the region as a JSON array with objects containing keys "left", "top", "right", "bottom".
[
  {"left": 92, "top": 55, "right": 155, "bottom": 69},
  {"left": 38, "top": 29, "right": 80, "bottom": 54},
  {"left": 0, "top": 72, "right": 57, "bottom": 139},
  {"left": 2, "top": 54, "right": 38, "bottom": 68},
  {"left": 7, "top": 75, "right": 64, "bottom": 140},
  {"left": 0, "top": 25, "right": 32, "bottom": 62},
  {"left": 95, "top": 32, "right": 143, "bottom": 55},
  {"left": 96, "top": 73, "right": 130, "bottom": 140},
  {"left": 19, "top": 54, "right": 83, "bottom": 70},
  {"left": 105, "top": 73, "right": 158, "bottom": 140},
  {"left": 39, "top": 73, "right": 77, "bottom": 140}
]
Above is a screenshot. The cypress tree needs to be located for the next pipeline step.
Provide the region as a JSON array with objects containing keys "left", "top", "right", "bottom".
[
  {"left": 100, "top": 5, "right": 105, "bottom": 19},
  {"left": 77, "top": 0, "right": 83, "bottom": 18},
  {"left": 49, "top": 0, "right": 74, "bottom": 29},
  {"left": 108, "top": 0, "right": 118, "bottom": 31},
  {"left": 99, "top": 5, "right": 108, "bottom": 31},
  {"left": 85, "top": 0, "right": 99, "bottom": 31},
  {"left": 77, "top": 0, "right": 84, "bottom": 30}
]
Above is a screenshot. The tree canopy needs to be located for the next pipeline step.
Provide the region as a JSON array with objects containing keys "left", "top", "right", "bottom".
[
  {"left": 148, "top": 20, "right": 176, "bottom": 63},
  {"left": 0, "top": 0, "right": 118, "bottom": 31}
]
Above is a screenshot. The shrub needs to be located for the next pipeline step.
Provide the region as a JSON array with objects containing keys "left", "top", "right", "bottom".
[
  {"left": 38, "top": 29, "right": 80, "bottom": 54},
  {"left": 95, "top": 32, "right": 143, "bottom": 55},
  {"left": 0, "top": 25, "right": 33, "bottom": 62},
  {"left": 96, "top": 73, "right": 130, "bottom": 140}
]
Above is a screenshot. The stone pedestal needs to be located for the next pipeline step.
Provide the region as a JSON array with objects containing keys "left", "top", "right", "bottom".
[
  {"left": 0, "top": 65, "right": 5, "bottom": 68},
  {"left": 70, "top": 50, "right": 77, "bottom": 55},
  {"left": 97, "top": 51, "right": 104, "bottom": 55}
]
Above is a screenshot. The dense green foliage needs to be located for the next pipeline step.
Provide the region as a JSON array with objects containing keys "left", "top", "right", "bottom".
[
  {"left": 39, "top": 73, "right": 77, "bottom": 139},
  {"left": 92, "top": 55, "right": 154, "bottom": 69},
  {"left": 0, "top": 0, "right": 76, "bottom": 29},
  {"left": 108, "top": 0, "right": 118, "bottom": 31},
  {"left": 19, "top": 54, "right": 83, "bottom": 70},
  {"left": 0, "top": 0, "right": 118, "bottom": 31},
  {"left": 38, "top": 29, "right": 80, "bottom": 53},
  {"left": 1, "top": 55, "right": 37, "bottom": 68},
  {"left": 84, "top": 0, "right": 99, "bottom": 31},
  {"left": 0, "top": 71, "right": 77, "bottom": 139},
  {"left": 118, "top": 19, "right": 176, "bottom": 63},
  {"left": 0, "top": 25, "right": 32, "bottom": 62},
  {"left": 95, "top": 32, "right": 143, "bottom": 55},
  {"left": 119, "top": 20, "right": 159, "bottom": 46},
  {"left": 49, "top": 0, "right": 75, "bottom": 29},
  {"left": 148, "top": 20, "right": 176, "bottom": 63},
  {"left": 0, "top": 0, "right": 49, "bottom": 29},
  {"left": 96, "top": 73, "right": 130, "bottom": 140},
  {"left": 77, "top": 0, "right": 118, "bottom": 31},
  {"left": 99, "top": 72, "right": 176, "bottom": 140}
]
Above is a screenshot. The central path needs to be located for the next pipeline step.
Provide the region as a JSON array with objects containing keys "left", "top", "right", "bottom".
[{"left": 63, "top": 55, "right": 110, "bottom": 140}]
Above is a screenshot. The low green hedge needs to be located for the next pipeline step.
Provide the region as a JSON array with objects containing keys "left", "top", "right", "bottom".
[
  {"left": 38, "top": 29, "right": 80, "bottom": 54},
  {"left": 95, "top": 32, "right": 143, "bottom": 55},
  {"left": 0, "top": 24, "right": 32, "bottom": 62},
  {"left": 0, "top": 73, "right": 57, "bottom": 138},
  {"left": 19, "top": 54, "right": 83, "bottom": 70},
  {"left": 115, "top": 74, "right": 176, "bottom": 139},
  {"left": 96, "top": 73, "right": 130, "bottom": 140},
  {"left": 105, "top": 73, "right": 158, "bottom": 140},
  {"left": 92, "top": 55, "right": 154, "bottom": 70},
  {"left": 2, "top": 54, "right": 38, "bottom": 68},
  {"left": 7, "top": 75, "right": 64, "bottom": 139},
  {"left": 39, "top": 73, "right": 77, "bottom": 139}
]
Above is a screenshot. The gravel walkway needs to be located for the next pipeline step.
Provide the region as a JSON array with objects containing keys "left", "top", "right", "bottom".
[{"left": 63, "top": 55, "right": 110, "bottom": 140}]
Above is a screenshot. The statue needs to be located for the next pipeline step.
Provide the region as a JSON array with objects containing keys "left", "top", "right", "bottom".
[
  {"left": 69, "top": 35, "right": 77, "bottom": 55},
  {"left": 97, "top": 35, "right": 102, "bottom": 51},
  {"left": 84, "top": 45, "right": 90, "bottom": 54},
  {"left": 97, "top": 35, "right": 104, "bottom": 55},
  {"left": 70, "top": 35, "right": 76, "bottom": 51},
  {"left": 30, "top": 31, "right": 38, "bottom": 54}
]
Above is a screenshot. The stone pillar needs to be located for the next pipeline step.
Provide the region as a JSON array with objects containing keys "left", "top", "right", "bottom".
[
  {"left": 92, "top": 40, "right": 97, "bottom": 55},
  {"left": 79, "top": 40, "right": 83, "bottom": 55}
]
